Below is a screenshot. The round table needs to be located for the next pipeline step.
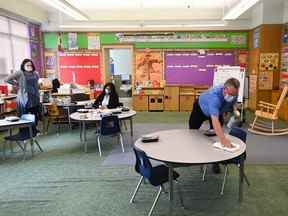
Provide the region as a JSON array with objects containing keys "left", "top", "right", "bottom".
[
  {"left": 134, "top": 129, "right": 246, "bottom": 214},
  {"left": 70, "top": 109, "right": 136, "bottom": 152}
]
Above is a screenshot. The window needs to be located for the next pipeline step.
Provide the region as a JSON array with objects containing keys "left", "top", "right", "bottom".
[
  {"left": 12, "top": 37, "right": 30, "bottom": 71},
  {"left": 0, "top": 16, "right": 9, "bottom": 34},
  {"left": 10, "top": 19, "right": 29, "bottom": 38},
  {"left": 0, "top": 16, "right": 31, "bottom": 82},
  {"left": 0, "top": 35, "right": 13, "bottom": 78}
]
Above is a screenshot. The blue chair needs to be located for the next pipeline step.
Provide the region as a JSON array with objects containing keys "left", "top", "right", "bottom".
[
  {"left": 3, "top": 114, "right": 43, "bottom": 160},
  {"left": 130, "top": 148, "right": 183, "bottom": 216},
  {"left": 96, "top": 115, "right": 124, "bottom": 157},
  {"left": 220, "top": 127, "right": 250, "bottom": 195},
  {"left": 201, "top": 127, "right": 250, "bottom": 195}
]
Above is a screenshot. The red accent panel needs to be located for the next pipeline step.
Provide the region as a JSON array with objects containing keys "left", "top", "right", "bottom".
[{"left": 59, "top": 52, "right": 101, "bottom": 85}]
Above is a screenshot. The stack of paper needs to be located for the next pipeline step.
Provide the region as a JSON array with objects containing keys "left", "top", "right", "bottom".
[{"left": 213, "top": 142, "right": 240, "bottom": 153}]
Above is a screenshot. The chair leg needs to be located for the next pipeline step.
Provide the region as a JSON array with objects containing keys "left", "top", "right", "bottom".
[
  {"left": 30, "top": 139, "right": 34, "bottom": 158},
  {"left": 57, "top": 120, "right": 60, "bottom": 136},
  {"left": 175, "top": 180, "right": 184, "bottom": 208},
  {"left": 130, "top": 176, "right": 144, "bottom": 203},
  {"left": 123, "top": 120, "right": 128, "bottom": 130},
  {"left": 202, "top": 165, "right": 207, "bottom": 181},
  {"left": 46, "top": 119, "right": 50, "bottom": 134},
  {"left": 23, "top": 141, "right": 27, "bottom": 160},
  {"left": 220, "top": 165, "right": 228, "bottom": 195},
  {"left": 119, "top": 133, "right": 124, "bottom": 153},
  {"left": 148, "top": 186, "right": 162, "bottom": 216},
  {"left": 34, "top": 139, "right": 43, "bottom": 152},
  {"left": 243, "top": 172, "right": 250, "bottom": 186},
  {"left": 251, "top": 116, "right": 258, "bottom": 129},
  {"left": 9, "top": 141, "right": 14, "bottom": 153},
  {"left": 272, "top": 121, "right": 275, "bottom": 134},
  {"left": 16, "top": 141, "right": 24, "bottom": 151},
  {"left": 3, "top": 140, "right": 7, "bottom": 160},
  {"left": 97, "top": 135, "right": 102, "bottom": 157}
]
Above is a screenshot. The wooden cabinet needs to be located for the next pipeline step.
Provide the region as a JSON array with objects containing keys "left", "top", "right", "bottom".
[
  {"left": 133, "top": 95, "right": 148, "bottom": 111},
  {"left": 179, "top": 87, "right": 195, "bottom": 111},
  {"left": 179, "top": 94, "right": 194, "bottom": 111},
  {"left": 149, "top": 95, "right": 164, "bottom": 111},
  {"left": 164, "top": 86, "right": 179, "bottom": 111}
]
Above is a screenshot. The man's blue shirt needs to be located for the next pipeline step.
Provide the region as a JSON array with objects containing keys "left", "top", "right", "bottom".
[{"left": 199, "top": 85, "right": 237, "bottom": 117}]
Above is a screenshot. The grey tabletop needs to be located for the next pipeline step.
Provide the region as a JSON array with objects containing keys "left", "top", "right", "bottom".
[
  {"left": 134, "top": 129, "right": 246, "bottom": 164},
  {"left": 0, "top": 119, "right": 32, "bottom": 128},
  {"left": 70, "top": 109, "right": 136, "bottom": 121}
]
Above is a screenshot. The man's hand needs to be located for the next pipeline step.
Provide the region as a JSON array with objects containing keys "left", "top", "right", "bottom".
[
  {"left": 233, "top": 110, "right": 241, "bottom": 118},
  {"left": 221, "top": 137, "right": 233, "bottom": 148}
]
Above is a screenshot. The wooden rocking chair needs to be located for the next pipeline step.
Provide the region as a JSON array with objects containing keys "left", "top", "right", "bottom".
[{"left": 249, "top": 81, "right": 288, "bottom": 135}]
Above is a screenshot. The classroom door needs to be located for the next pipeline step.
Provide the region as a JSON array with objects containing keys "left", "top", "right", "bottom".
[{"left": 102, "top": 46, "right": 133, "bottom": 98}]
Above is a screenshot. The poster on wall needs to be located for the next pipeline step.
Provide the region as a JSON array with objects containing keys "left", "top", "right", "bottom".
[
  {"left": 59, "top": 52, "right": 101, "bottom": 85},
  {"left": 281, "top": 46, "right": 288, "bottom": 85},
  {"left": 68, "top": 33, "right": 78, "bottom": 50},
  {"left": 135, "top": 51, "right": 163, "bottom": 87},
  {"left": 259, "top": 53, "right": 279, "bottom": 71},
  {"left": 238, "top": 50, "right": 248, "bottom": 68},
  {"left": 44, "top": 51, "right": 57, "bottom": 75},
  {"left": 258, "top": 71, "right": 273, "bottom": 90},
  {"left": 87, "top": 33, "right": 100, "bottom": 50},
  {"left": 253, "top": 27, "right": 260, "bottom": 49},
  {"left": 164, "top": 50, "right": 235, "bottom": 85}
]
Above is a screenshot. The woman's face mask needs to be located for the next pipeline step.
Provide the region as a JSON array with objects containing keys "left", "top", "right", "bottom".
[
  {"left": 24, "top": 63, "right": 33, "bottom": 72},
  {"left": 105, "top": 88, "right": 111, "bottom": 94}
]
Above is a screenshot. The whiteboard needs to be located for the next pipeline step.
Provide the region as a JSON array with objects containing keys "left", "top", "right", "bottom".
[{"left": 213, "top": 66, "right": 245, "bottom": 102}]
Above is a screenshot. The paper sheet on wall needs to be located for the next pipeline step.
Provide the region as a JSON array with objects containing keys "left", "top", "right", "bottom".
[{"left": 88, "top": 35, "right": 100, "bottom": 50}]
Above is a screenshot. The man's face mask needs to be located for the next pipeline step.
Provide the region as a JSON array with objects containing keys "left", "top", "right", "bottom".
[
  {"left": 224, "top": 86, "right": 238, "bottom": 102},
  {"left": 224, "top": 95, "right": 235, "bottom": 102}
]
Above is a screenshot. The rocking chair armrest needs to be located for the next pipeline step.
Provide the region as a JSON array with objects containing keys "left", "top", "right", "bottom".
[
  {"left": 258, "top": 101, "right": 277, "bottom": 110},
  {"left": 259, "top": 101, "right": 277, "bottom": 107}
]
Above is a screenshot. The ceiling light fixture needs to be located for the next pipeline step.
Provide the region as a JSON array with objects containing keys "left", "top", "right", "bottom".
[
  {"left": 223, "top": 0, "right": 260, "bottom": 20},
  {"left": 144, "top": 22, "right": 226, "bottom": 28},
  {"left": 41, "top": 0, "right": 89, "bottom": 20},
  {"left": 59, "top": 21, "right": 226, "bottom": 29},
  {"left": 59, "top": 24, "right": 141, "bottom": 29}
]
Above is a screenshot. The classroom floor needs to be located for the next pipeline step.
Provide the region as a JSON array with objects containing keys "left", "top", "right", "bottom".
[{"left": 0, "top": 112, "right": 288, "bottom": 216}]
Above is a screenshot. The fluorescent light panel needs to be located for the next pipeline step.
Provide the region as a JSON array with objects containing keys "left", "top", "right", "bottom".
[
  {"left": 223, "top": 0, "right": 260, "bottom": 20},
  {"left": 66, "top": 0, "right": 233, "bottom": 10},
  {"left": 41, "top": 0, "right": 88, "bottom": 20},
  {"left": 145, "top": 23, "right": 226, "bottom": 28},
  {"left": 59, "top": 24, "right": 140, "bottom": 29},
  {"left": 60, "top": 22, "right": 226, "bottom": 29}
]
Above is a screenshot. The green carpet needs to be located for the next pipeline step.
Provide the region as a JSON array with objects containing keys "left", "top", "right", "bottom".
[{"left": 0, "top": 112, "right": 288, "bottom": 215}]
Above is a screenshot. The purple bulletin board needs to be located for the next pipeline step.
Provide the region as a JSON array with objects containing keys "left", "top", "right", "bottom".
[{"left": 164, "top": 51, "right": 236, "bottom": 85}]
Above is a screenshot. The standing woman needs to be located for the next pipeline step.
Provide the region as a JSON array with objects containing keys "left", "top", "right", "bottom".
[{"left": 5, "top": 59, "right": 40, "bottom": 125}]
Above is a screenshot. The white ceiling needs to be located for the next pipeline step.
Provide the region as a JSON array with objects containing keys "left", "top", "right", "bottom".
[{"left": 23, "top": 0, "right": 286, "bottom": 31}]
